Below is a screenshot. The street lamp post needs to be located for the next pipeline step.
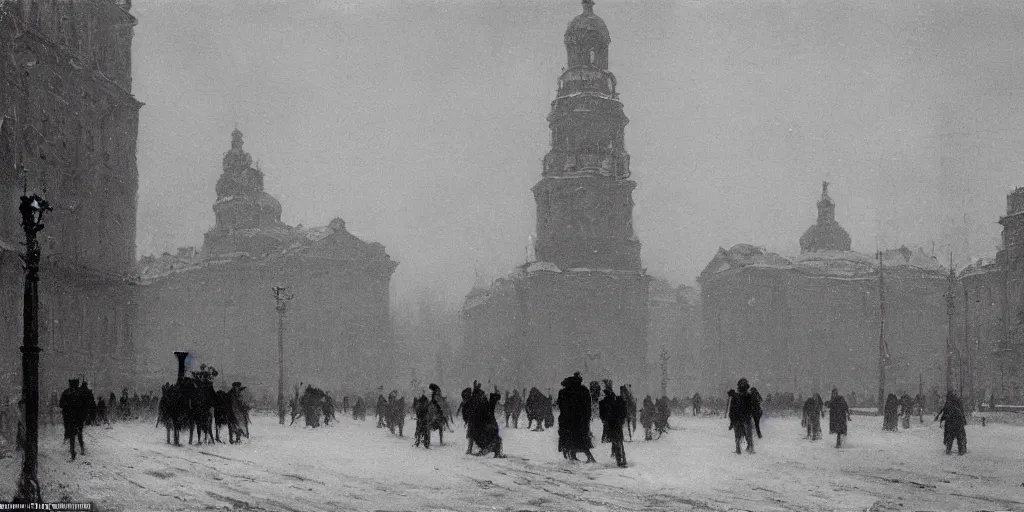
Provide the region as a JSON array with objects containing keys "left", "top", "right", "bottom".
[
  {"left": 273, "top": 285, "right": 293, "bottom": 425},
  {"left": 946, "top": 255, "right": 956, "bottom": 393},
  {"left": 13, "top": 192, "right": 51, "bottom": 504}
]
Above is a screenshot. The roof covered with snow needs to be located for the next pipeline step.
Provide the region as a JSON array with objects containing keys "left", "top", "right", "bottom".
[
  {"left": 135, "top": 218, "right": 392, "bottom": 284},
  {"left": 699, "top": 244, "right": 948, "bottom": 283}
]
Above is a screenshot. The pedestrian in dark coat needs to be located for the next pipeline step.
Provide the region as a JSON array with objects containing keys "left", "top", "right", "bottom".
[
  {"left": 899, "top": 393, "right": 914, "bottom": 429},
  {"left": 556, "top": 372, "right": 595, "bottom": 462},
  {"left": 828, "top": 388, "right": 851, "bottom": 448},
  {"left": 883, "top": 393, "right": 899, "bottom": 431},
  {"left": 728, "top": 379, "right": 755, "bottom": 454},
  {"left": 81, "top": 382, "right": 96, "bottom": 426},
  {"left": 935, "top": 391, "right": 967, "bottom": 455},
  {"left": 60, "top": 379, "right": 86, "bottom": 460},
  {"left": 598, "top": 384, "right": 627, "bottom": 467},
  {"left": 640, "top": 395, "right": 656, "bottom": 441},
  {"left": 750, "top": 387, "right": 764, "bottom": 439}
]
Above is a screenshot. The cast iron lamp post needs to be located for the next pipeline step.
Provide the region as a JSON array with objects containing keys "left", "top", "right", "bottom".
[{"left": 13, "top": 192, "right": 51, "bottom": 504}]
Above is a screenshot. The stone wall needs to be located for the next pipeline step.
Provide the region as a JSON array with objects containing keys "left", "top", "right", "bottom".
[
  {"left": 461, "top": 267, "right": 651, "bottom": 394},
  {"left": 0, "top": 0, "right": 140, "bottom": 398},
  {"left": 133, "top": 235, "right": 397, "bottom": 398},
  {"left": 699, "top": 264, "right": 948, "bottom": 402}
]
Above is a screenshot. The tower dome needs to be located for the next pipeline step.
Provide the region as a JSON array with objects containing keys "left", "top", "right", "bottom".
[
  {"left": 565, "top": 0, "right": 611, "bottom": 69},
  {"left": 799, "top": 181, "right": 852, "bottom": 253}
]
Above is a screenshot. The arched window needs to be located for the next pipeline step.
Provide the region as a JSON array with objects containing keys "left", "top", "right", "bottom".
[{"left": 590, "top": 50, "right": 595, "bottom": 65}]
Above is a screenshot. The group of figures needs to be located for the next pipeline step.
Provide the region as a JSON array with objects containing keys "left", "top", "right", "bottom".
[
  {"left": 458, "top": 382, "right": 505, "bottom": 457},
  {"left": 639, "top": 395, "right": 672, "bottom": 441},
  {"left": 726, "top": 379, "right": 765, "bottom": 454},
  {"left": 798, "top": 387, "right": 968, "bottom": 454},
  {"left": 883, "top": 393, "right": 923, "bottom": 431},
  {"left": 289, "top": 385, "right": 337, "bottom": 428},
  {"left": 55, "top": 380, "right": 153, "bottom": 460},
  {"left": 799, "top": 389, "right": 852, "bottom": 448},
  {"left": 555, "top": 373, "right": 630, "bottom": 467},
  {"left": 155, "top": 365, "right": 251, "bottom": 447},
  {"left": 374, "top": 391, "right": 408, "bottom": 436},
  {"left": 50, "top": 386, "right": 147, "bottom": 429}
]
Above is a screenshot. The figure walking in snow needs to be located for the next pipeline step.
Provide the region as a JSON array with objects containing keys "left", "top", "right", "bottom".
[
  {"left": 750, "top": 387, "right": 764, "bottom": 439},
  {"left": 801, "top": 394, "right": 822, "bottom": 440},
  {"left": 557, "top": 372, "right": 596, "bottom": 462},
  {"left": 598, "top": 381, "right": 628, "bottom": 467},
  {"left": 728, "top": 379, "right": 755, "bottom": 454},
  {"left": 882, "top": 393, "right": 899, "bottom": 431},
  {"left": 59, "top": 379, "right": 87, "bottom": 460},
  {"left": 935, "top": 390, "right": 967, "bottom": 455},
  {"left": 827, "top": 388, "right": 851, "bottom": 448}
]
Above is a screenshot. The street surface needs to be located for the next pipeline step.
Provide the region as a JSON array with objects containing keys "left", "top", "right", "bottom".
[{"left": 1, "top": 412, "right": 1022, "bottom": 511}]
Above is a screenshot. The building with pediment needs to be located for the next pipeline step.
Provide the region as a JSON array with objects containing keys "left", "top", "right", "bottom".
[{"left": 132, "top": 130, "right": 398, "bottom": 397}]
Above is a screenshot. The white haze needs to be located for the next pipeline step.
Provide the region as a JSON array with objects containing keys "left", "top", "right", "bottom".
[{"left": 133, "top": 0, "right": 1024, "bottom": 309}]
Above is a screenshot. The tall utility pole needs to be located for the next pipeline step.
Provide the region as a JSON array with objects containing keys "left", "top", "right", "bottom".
[
  {"left": 964, "top": 284, "right": 972, "bottom": 410},
  {"left": 877, "top": 251, "right": 887, "bottom": 415},
  {"left": 13, "top": 191, "right": 51, "bottom": 504},
  {"left": 273, "top": 285, "right": 293, "bottom": 425},
  {"left": 659, "top": 345, "right": 670, "bottom": 398},
  {"left": 1000, "top": 234, "right": 1010, "bottom": 403},
  {"left": 946, "top": 253, "right": 956, "bottom": 393}
]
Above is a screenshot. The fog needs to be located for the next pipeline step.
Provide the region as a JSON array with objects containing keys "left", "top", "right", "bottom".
[{"left": 133, "top": 0, "right": 1024, "bottom": 308}]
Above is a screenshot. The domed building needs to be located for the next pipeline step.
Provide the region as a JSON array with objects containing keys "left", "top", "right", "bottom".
[
  {"left": 799, "top": 182, "right": 852, "bottom": 253},
  {"left": 132, "top": 128, "right": 398, "bottom": 398},
  {"left": 697, "top": 183, "right": 950, "bottom": 406}
]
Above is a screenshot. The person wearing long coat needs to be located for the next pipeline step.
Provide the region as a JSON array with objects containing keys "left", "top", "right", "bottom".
[
  {"left": 599, "top": 388, "right": 628, "bottom": 467},
  {"left": 883, "top": 393, "right": 899, "bottom": 431},
  {"left": 59, "top": 379, "right": 87, "bottom": 460},
  {"left": 750, "top": 387, "right": 764, "bottom": 439},
  {"left": 828, "top": 388, "right": 851, "bottom": 448},
  {"left": 935, "top": 391, "right": 967, "bottom": 455},
  {"left": 556, "top": 372, "right": 595, "bottom": 462},
  {"left": 728, "top": 380, "right": 755, "bottom": 454}
]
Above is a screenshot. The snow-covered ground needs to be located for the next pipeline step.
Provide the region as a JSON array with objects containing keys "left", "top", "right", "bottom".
[{"left": 2, "top": 412, "right": 1022, "bottom": 511}]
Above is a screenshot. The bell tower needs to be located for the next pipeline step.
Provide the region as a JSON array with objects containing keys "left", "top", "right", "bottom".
[{"left": 533, "top": 0, "right": 640, "bottom": 271}]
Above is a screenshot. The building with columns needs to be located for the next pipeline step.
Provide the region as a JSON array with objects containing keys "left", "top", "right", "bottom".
[{"left": 460, "top": 1, "right": 654, "bottom": 392}]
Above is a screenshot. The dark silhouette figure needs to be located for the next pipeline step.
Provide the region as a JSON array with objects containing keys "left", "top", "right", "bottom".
[
  {"left": 728, "top": 379, "right": 755, "bottom": 454},
  {"left": 935, "top": 391, "right": 967, "bottom": 455},
  {"left": 557, "top": 372, "right": 596, "bottom": 462},
  {"left": 828, "top": 388, "right": 851, "bottom": 448},
  {"left": 599, "top": 382, "right": 628, "bottom": 467},
  {"left": 750, "top": 387, "right": 763, "bottom": 439},
  {"left": 59, "top": 379, "right": 86, "bottom": 460}
]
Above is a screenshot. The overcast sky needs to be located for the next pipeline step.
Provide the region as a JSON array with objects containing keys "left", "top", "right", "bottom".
[{"left": 133, "top": 0, "right": 1024, "bottom": 307}]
